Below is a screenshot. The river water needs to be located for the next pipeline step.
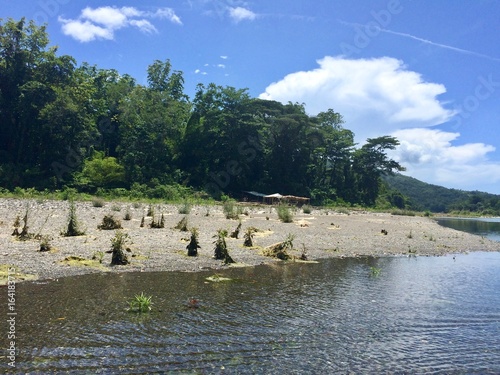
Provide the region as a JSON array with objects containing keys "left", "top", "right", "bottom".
[{"left": 1, "top": 222, "right": 499, "bottom": 374}]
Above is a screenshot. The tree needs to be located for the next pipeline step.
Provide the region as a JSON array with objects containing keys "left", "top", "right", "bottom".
[{"left": 353, "top": 136, "right": 406, "bottom": 205}]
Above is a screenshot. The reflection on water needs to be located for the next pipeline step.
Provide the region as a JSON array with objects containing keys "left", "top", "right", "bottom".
[
  {"left": 436, "top": 217, "right": 500, "bottom": 242},
  {"left": 2, "top": 253, "right": 500, "bottom": 374}
]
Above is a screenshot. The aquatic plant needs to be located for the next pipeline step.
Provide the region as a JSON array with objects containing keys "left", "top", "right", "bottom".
[
  {"left": 370, "top": 266, "right": 381, "bottom": 277},
  {"left": 186, "top": 227, "right": 200, "bottom": 256},
  {"left": 127, "top": 292, "right": 153, "bottom": 313}
]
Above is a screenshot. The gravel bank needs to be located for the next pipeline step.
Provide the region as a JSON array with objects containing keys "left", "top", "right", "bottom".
[{"left": 1, "top": 198, "right": 499, "bottom": 283}]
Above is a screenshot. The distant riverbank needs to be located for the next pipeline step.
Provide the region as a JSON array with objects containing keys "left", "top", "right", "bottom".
[{"left": 2, "top": 198, "right": 500, "bottom": 284}]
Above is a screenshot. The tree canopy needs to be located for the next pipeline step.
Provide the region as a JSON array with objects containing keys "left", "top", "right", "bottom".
[{"left": 0, "top": 18, "right": 406, "bottom": 206}]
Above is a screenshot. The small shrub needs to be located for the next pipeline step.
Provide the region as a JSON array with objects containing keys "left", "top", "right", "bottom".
[
  {"left": 213, "top": 229, "right": 234, "bottom": 264},
  {"left": 140, "top": 216, "right": 145, "bottom": 227},
  {"left": 300, "top": 244, "right": 308, "bottom": 260},
  {"left": 150, "top": 214, "right": 165, "bottom": 229},
  {"left": 178, "top": 202, "right": 191, "bottom": 215},
  {"left": 243, "top": 227, "right": 256, "bottom": 247},
  {"left": 277, "top": 205, "right": 293, "bottom": 223},
  {"left": 407, "top": 230, "right": 413, "bottom": 239},
  {"left": 230, "top": 221, "right": 242, "bottom": 239},
  {"left": 263, "top": 234, "right": 294, "bottom": 260},
  {"left": 223, "top": 199, "right": 239, "bottom": 219},
  {"left": 175, "top": 216, "right": 189, "bottom": 231},
  {"left": 133, "top": 202, "right": 141, "bottom": 209},
  {"left": 98, "top": 214, "right": 122, "bottom": 230},
  {"left": 391, "top": 209, "right": 416, "bottom": 217},
  {"left": 302, "top": 205, "right": 312, "bottom": 214},
  {"left": 186, "top": 227, "right": 200, "bottom": 256},
  {"left": 110, "top": 231, "right": 129, "bottom": 265},
  {"left": 62, "top": 201, "right": 85, "bottom": 237},
  {"left": 92, "top": 198, "right": 105, "bottom": 207},
  {"left": 124, "top": 209, "right": 132, "bottom": 221},
  {"left": 147, "top": 204, "right": 154, "bottom": 217},
  {"left": 127, "top": 292, "right": 153, "bottom": 313},
  {"left": 39, "top": 235, "right": 52, "bottom": 252},
  {"left": 92, "top": 250, "right": 105, "bottom": 263},
  {"left": 111, "top": 204, "right": 121, "bottom": 212}
]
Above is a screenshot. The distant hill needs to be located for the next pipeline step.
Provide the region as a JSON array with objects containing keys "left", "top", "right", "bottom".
[{"left": 383, "top": 174, "right": 500, "bottom": 213}]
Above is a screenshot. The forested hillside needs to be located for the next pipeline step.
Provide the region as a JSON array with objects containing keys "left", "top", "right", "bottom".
[
  {"left": 384, "top": 174, "right": 500, "bottom": 215},
  {"left": 0, "top": 18, "right": 408, "bottom": 205}
]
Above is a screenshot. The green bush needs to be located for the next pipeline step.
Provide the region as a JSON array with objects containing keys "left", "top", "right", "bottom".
[{"left": 277, "top": 205, "right": 293, "bottom": 223}]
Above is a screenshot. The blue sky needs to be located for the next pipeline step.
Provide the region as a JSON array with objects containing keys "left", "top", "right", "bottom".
[{"left": 2, "top": 0, "right": 500, "bottom": 193}]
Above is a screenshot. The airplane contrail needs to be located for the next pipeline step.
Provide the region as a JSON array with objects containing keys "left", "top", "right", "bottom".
[
  {"left": 378, "top": 28, "right": 500, "bottom": 63},
  {"left": 339, "top": 20, "right": 500, "bottom": 63}
]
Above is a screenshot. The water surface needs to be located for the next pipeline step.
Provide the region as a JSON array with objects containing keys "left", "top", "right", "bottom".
[
  {"left": 436, "top": 217, "right": 500, "bottom": 242},
  {"left": 2, "top": 252, "right": 499, "bottom": 374}
]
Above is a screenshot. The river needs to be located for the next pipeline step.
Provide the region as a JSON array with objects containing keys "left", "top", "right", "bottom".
[{"left": 1, "top": 220, "right": 499, "bottom": 374}]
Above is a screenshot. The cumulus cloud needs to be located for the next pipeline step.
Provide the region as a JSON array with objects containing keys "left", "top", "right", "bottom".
[
  {"left": 259, "top": 56, "right": 456, "bottom": 141},
  {"left": 390, "top": 128, "right": 500, "bottom": 191},
  {"left": 228, "top": 7, "right": 257, "bottom": 22},
  {"left": 59, "top": 6, "right": 181, "bottom": 42}
]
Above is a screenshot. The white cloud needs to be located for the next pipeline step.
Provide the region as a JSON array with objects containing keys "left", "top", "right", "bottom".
[
  {"left": 59, "top": 6, "right": 181, "bottom": 42},
  {"left": 217, "top": 64, "right": 226, "bottom": 68},
  {"left": 220, "top": 55, "right": 228, "bottom": 59},
  {"left": 59, "top": 19, "right": 113, "bottom": 42},
  {"left": 228, "top": 7, "right": 257, "bottom": 23},
  {"left": 390, "top": 128, "right": 500, "bottom": 192},
  {"left": 259, "top": 56, "right": 456, "bottom": 142},
  {"left": 259, "top": 55, "right": 500, "bottom": 193}
]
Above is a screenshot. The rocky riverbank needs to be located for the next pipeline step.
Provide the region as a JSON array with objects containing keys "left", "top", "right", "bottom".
[{"left": 1, "top": 198, "right": 499, "bottom": 284}]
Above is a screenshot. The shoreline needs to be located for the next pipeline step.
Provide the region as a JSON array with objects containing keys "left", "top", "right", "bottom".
[{"left": 2, "top": 198, "right": 500, "bottom": 284}]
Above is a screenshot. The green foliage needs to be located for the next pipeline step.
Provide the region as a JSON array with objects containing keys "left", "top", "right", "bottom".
[
  {"left": 369, "top": 266, "right": 381, "bottom": 277},
  {"left": 263, "top": 234, "right": 294, "bottom": 260},
  {"left": 186, "top": 227, "right": 200, "bottom": 256},
  {"left": 175, "top": 216, "right": 189, "bottom": 231},
  {"left": 243, "top": 227, "right": 256, "bottom": 247},
  {"left": 127, "top": 292, "right": 153, "bottom": 313},
  {"left": 302, "top": 205, "right": 312, "bottom": 214},
  {"left": 98, "top": 214, "right": 122, "bottom": 230},
  {"left": 92, "top": 197, "right": 105, "bottom": 207},
  {"left": 92, "top": 251, "right": 105, "bottom": 263},
  {"left": 76, "top": 151, "right": 125, "bottom": 189},
  {"left": 223, "top": 199, "right": 239, "bottom": 219},
  {"left": 110, "top": 231, "right": 129, "bottom": 265},
  {"left": 213, "top": 229, "right": 235, "bottom": 264},
  {"left": 62, "top": 201, "right": 85, "bottom": 236},
  {"left": 277, "top": 205, "right": 294, "bottom": 223},
  {"left": 178, "top": 201, "right": 191, "bottom": 214},
  {"left": 0, "top": 18, "right": 414, "bottom": 208}
]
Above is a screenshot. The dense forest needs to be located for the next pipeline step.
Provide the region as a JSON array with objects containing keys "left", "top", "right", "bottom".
[
  {"left": 1, "top": 18, "right": 409, "bottom": 206},
  {"left": 384, "top": 174, "right": 500, "bottom": 215}
]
